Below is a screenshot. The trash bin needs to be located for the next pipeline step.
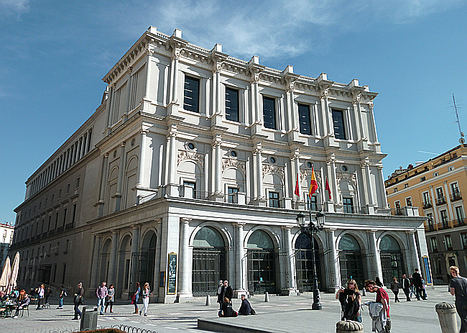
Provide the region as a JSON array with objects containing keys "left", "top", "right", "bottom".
[
  {"left": 336, "top": 320, "right": 364, "bottom": 333},
  {"left": 435, "top": 302, "right": 458, "bottom": 333},
  {"left": 80, "top": 306, "right": 98, "bottom": 331}
]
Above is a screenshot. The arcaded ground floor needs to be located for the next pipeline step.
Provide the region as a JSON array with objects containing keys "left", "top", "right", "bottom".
[
  {"left": 15, "top": 197, "right": 430, "bottom": 302},
  {"left": 0, "top": 286, "right": 456, "bottom": 333}
]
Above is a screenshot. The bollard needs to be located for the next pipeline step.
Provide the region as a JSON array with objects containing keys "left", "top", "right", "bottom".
[
  {"left": 205, "top": 295, "right": 210, "bottom": 306},
  {"left": 435, "top": 302, "right": 458, "bottom": 333},
  {"left": 264, "top": 292, "right": 269, "bottom": 302},
  {"left": 79, "top": 306, "right": 98, "bottom": 331},
  {"left": 336, "top": 320, "right": 364, "bottom": 333}
]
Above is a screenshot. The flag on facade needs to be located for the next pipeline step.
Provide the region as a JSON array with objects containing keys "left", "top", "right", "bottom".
[
  {"left": 325, "top": 177, "right": 332, "bottom": 200},
  {"left": 294, "top": 173, "right": 300, "bottom": 197},
  {"left": 308, "top": 167, "right": 318, "bottom": 198}
]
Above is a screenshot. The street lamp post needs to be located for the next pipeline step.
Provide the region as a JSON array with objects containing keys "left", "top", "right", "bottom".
[{"left": 296, "top": 208, "right": 325, "bottom": 310}]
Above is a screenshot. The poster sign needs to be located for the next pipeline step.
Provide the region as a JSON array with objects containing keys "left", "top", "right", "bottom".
[
  {"left": 167, "top": 252, "right": 177, "bottom": 295},
  {"left": 423, "top": 255, "right": 433, "bottom": 285}
]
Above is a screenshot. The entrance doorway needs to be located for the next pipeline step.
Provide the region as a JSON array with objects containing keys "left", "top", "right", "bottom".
[
  {"left": 295, "top": 233, "right": 322, "bottom": 292},
  {"left": 192, "top": 227, "right": 226, "bottom": 296},
  {"left": 247, "top": 230, "right": 277, "bottom": 294},
  {"left": 380, "top": 235, "right": 404, "bottom": 285},
  {"left": 339, "top": 234, "right": 364, "bottom": 288}
]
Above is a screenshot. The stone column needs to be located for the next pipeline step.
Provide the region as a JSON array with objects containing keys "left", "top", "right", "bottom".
[
  {"left": 352, "top": 94, "right": 362, "bottom": 141},
  {"left": 108, "top": 231, "right": 118, "bottom": 285},
  {"left": 115, "top": 142, "right": 127, "bottom": 211},
  {"left": 408, "top": 230, "right": 421, "bottom": 272},
  {"left": 90, "top": 235, "right": 101, "bottom": 287},
  {"left": 254, "top": 143, "right": 264, "bottom": 205},
  {"left": 166, "top": 125, "right": 179, "bottom": 197},
  {"left": 97, "top": 153, "right": 109, "bottom": 217},
  {"left": 130, "top": 225, "right": 140, "bottom": 287},
  {"left": 178, "top": 218, "right": 192, "bottom": 297},
  {"left": 212, "top": 135, "right": 223, "bottom": 201},
  {"left": 368, "top": 230, "right": 383, "bottom": 284},
  {"left": 282, "top": 226, "right": 296, "bottom": 294},
  {"left": 320, "top": 88, "right": 332, "bottom": 137},
  {"left": 137, "top": 131, "right": 147, "bottom": 189},
  {"left": 326, "top": 154, "right": 337, "bottom": 211},
  {"left": 170, "top": 50, "right": 180, "bottom": 103},
  {"left": 234, "top": 223, "right": 245, "bottom": 295},
  {"left": 325, "top": 228, "right": 339, "bottom": 292}
]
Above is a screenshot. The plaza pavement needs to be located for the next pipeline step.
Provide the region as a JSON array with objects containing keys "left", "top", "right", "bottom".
[{"left": 0, "top": 286, "right": 456, "bottom": 332}]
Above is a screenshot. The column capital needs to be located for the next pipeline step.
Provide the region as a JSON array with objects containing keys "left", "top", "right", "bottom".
[
  {"left": 406, "top": 230, "right": 416, "bottom": 235},
  {"left": 233, "top": 222, "right": 246, "bottom": 227},
  {"left": 180, "top": 217, "right": 192, "bottom": 224},
  {"left": 319, "top": 88, "right": 330, "bottom": 99},
  {"left": 281, "top": 225, "right": 293, "bottom": 231}
]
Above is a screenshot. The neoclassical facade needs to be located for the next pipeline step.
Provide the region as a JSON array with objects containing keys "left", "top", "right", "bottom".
[{"left": 11, "top": 27, "right": 429, "bottom": 302}]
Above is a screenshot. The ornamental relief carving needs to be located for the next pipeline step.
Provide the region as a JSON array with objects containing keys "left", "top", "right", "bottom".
[
  {"left": 177, "top": 150, "right": 204, "bottom": 169},
  {"left": 262, "top": 164, "right": 285, "bottom": 180},
  {"left": 222, "top": 158, "right": 246, "bottom": 173},
  {"left": 299, "top": 168, "right": 322, "bottom": 186},
  {"left": 336, "top": 171, "right": 357, "bottom": 189}
]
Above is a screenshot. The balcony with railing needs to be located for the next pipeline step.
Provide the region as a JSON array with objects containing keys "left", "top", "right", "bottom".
[
  {"left": 451, "top": 191, "right": 462, "bottom": 202},
  {"left": 436, "top": 196, "right": 447, "bottom": 205},
  {"left": 391, "top": 206, "right": 420, "bottom": 217},
  {"left": 422, "top": 200, "right": 432, "bottom": 209}
]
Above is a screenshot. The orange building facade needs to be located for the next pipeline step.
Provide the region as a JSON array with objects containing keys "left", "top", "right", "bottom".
[{"left": 385, "top": 144, "right": 466, "bottom": 283}]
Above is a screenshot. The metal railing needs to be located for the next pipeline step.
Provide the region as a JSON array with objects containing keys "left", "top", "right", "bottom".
[
  {"left": 436, "top": 196, "right": 447, "bottom": 205},
  {"left": 451, "top": 191, "right": 462, "bottom": 201},
  {"left": 422, "top": 201, "right": 432, "bottom": 209}
]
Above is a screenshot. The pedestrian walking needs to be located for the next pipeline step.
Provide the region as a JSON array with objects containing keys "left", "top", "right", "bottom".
[
  {"left": 140, "top": 282, "right": 150, "bottom": 316},
  {"left": 131, "top": 282, "right": 141, "bottom": 314},
  {"left": 336, "top": 279, "right": 362, "bottom": 322},
  {"left": 96, "top": 281, "right": 108, "bottom": 315},
  {"left": 401, "top": 274, "right": 411, "bottom": 301},
  {"left": 449, "top": 266, "right": 467, "bottom": 333},
  {"left": 105, "top": 284, "right": 115, "bottom": 313},
  {"left": 73, "top": 282, "right": 84, "bottom": 320},
  {"left": 238, "top": 294, "right": 255, "bottom": 315},
  {"left": 36, "top": 284, "right": 45, "bottom": 310},
  {"left": 365, "top": 280, "right": 390, "bottom": 333},
  {"left": 45, "top": 286, "right": 52, "bottom": 307},
  {"left": 390, "top": 277, "right": 400, "bottom": 303},
  {"left": 57, "top": 285, "right": 67, "bottom": 309},
  {"left": 216, "top": 280, "right": 223, "bottom": 310},
  {"left": 412, "top": 268, "right": 426, "bottom": 300}
]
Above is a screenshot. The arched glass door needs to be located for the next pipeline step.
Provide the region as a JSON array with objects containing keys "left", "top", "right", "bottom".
[
  {"left": 247, "top": 230, "right": 277, "bottom": 294},
  {"left": 192, "top": 227, "right": 226, "bottom": 296},
  {"left": 380, "top": 235, "right": 404, "bottom": 285},
  {"left": 339, "top": 234, "right": 364, "bottom": 288},
  {"left": 295, "top": 233, "right": 321, "bottom": 292},
  {"left": 137, "top": 231, "right": 156, "bottom": 288}
]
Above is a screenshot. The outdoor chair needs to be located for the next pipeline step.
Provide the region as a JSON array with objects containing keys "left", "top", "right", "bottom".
[{"left": 19, "top": 305, "right": 29, "bottom": 317}]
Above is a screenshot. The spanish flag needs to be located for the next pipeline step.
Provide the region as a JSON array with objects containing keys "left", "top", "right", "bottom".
[{"left": 308, "top": 167, "right": 318, "bottom": 198}]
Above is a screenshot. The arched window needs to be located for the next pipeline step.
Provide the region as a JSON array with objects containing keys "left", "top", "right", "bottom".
[
  {"left": 192, "top": 227, "right": 226, "bottom": 296},
  {"left": 295, "top": 233, "right": 322, "bottom": 292},
  {"left": 247, "top": 230, "right": 277, "bottom": 294},
  {"left": 380, "top": 235, "right": 404, "bottom": 285},
  {"left": 338, "top": 234, "right": 364, "bottom": 288}
]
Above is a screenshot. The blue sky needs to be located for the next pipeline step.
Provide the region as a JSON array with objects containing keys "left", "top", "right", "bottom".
[{"left": 1, "top": 0, "right": 466, "bottom": 224}]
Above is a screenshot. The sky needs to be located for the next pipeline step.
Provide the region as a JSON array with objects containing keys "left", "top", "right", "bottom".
[{"left": 0, "top": 0, "right": 466, "bottom": 224}]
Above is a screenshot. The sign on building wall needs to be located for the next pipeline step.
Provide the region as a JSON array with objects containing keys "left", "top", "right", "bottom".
[
  {"left": 423, "top": 255, "right": 433, "bottom": 286},
  {"left": 167, "top": 252, "right": 177, "bottom": 295}
]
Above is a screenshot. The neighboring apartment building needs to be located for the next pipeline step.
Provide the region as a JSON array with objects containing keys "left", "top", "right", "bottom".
[
  {"left": 10, "top": 27, "right": 428, "bottom": 302},
  {"left": 385, "top": 144, "right": 466, "bottom": 283},
  {"left": 0, "top": 222, "right": 14, "bottom": 267}
]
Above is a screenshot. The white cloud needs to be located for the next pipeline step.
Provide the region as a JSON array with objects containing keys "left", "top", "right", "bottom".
[
  {"left": 0, "top": 0, "right": 30, "bottom": 16},
  {"left": 107, "top": 0, "right": 464, "bottom": 60}
]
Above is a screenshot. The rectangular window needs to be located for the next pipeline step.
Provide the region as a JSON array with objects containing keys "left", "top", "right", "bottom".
[
  {"left": 62, "top": 263, "right": 66, "bottom": 284},
  {"left": 263, "top": 96, "right": 276, "bottom": 129},
  {"left": 183, "top": 181, "right": 196, "bottom": 199},
  {"left": 298, "top": 103, "right": 312, "bottom": 135},
  {"left": 268, "top": 191, "right": 280, "bottom": 208},
  {"left": 72, "top": 204, "right": 76, "bottom": 224},
  {"left": 462, "top": 233, "right": 467, "bottom": 249},
  {"left": 225, "top": 88, "right": 239, "bottom": 122},
  {"left": 406, "top": 197, "right": 412, "bottom": 207},
  {"left": 427, "top": 213, "right": 434, "bottom": 231},
  {"left": 309, "top": 195, "right": 318, "bottom": 211},
  {"left": 423, "top": 192, "right": 430, "bottom": 206},
  {"left": 440, "top": 210, "right": 448, "bottom": 227},
  {"left": 436, "top": 187, "right": 444, "bottom": 199},
  {"left": 445, "top": 235, "right": 453, "bottom": 251},
  {"left": 332, "top": 109, "right": 347, "bottom": 140},
  {"left": 183, "top": 76, "right": 200, "bottom": 113},
  {"left": 343, "top": 197, "right": 354, "bottom": 213},
  {"left": 456, "top": 206, "right": 464, "bottom": 225},
  {"left": 430, "top": 237, "right": 438, "bottom": 252},
  {"left": 227, "top": 187, "right": 239, "bottom": 204}
]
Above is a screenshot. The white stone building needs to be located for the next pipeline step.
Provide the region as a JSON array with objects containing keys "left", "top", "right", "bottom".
[
  {"left": 11, "top": 27, "right": 429, "bottom": 302},
  {"left": 0, "top": 223, "right": 14, "bottom": 268}
]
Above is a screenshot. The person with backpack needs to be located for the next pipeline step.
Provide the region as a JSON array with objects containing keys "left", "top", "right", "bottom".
[
  {"left": 57, "top": 285, "right": 67, "bottom": 309},
  {"left": 449, "top": 266, "right": 467, "bottom": 332}
]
